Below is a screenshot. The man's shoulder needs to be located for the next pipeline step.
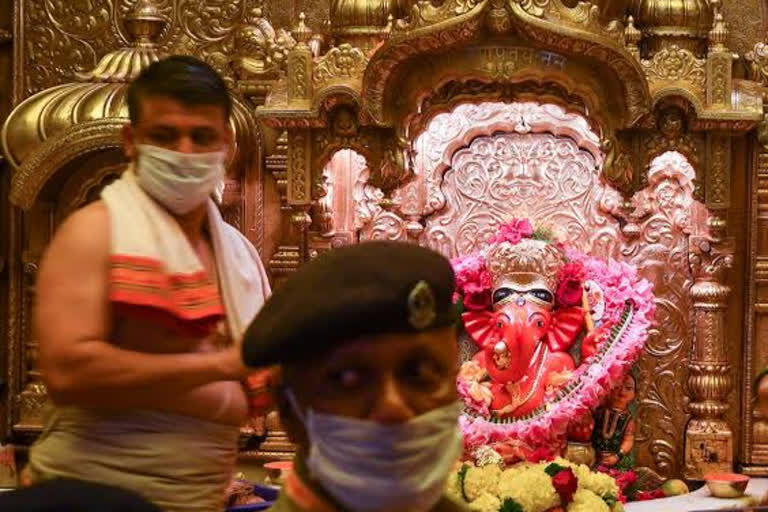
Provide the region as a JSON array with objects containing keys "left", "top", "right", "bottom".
[{"left": 46, "top": 201, "right": 110, "bottom": 260}]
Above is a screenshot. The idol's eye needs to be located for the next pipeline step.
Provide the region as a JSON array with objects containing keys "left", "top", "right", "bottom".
[
  {"left": 529, "top": 312, "right": 547, "bottom": 329},
  {"left": 529, "top": 289, "right": 554, "bottom": 303},
  {"left": 495, "top": 313, "right": 511, "bottom": 329}
]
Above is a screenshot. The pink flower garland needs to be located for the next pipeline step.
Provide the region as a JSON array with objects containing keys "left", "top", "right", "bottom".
[{"left": 454, "top": 220, "right": 655, "bottom": 456}]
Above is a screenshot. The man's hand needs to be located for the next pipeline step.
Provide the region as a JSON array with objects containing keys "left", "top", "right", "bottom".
[{"left": 219, "top": 342, "right": 249, "bottom": 381}]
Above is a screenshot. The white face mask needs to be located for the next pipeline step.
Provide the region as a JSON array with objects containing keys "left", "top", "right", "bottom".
[
  {"left": 287, "top": 390, "right": 463, "bottom": 512},
  {"left": 135, "top": 144, "right": 226, "bottom": 215}
]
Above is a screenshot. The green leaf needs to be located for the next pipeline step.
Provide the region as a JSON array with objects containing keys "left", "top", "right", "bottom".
[
  {"left": 545, "top": 462, "right": 567, "bottom": 477},
  {"left": 531, "top": 226, "right": 554, "bottom": 242},
  {"left": 604, "top": 494, "right": 618, "bottom": 507},
  {"left": 499, "top": 498, "right": 524, "bottom": 512}
]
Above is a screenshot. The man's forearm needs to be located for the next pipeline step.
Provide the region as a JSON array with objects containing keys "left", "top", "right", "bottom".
[{"left": 42, "top": 339, "right": 239, "bottom": 405}]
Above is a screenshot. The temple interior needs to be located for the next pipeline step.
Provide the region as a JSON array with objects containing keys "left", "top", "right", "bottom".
[{"left": 3, "top": 0, "right": 768, "bottom": 510}]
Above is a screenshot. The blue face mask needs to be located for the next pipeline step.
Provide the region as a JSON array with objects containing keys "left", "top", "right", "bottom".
[{"left": 286, "top": 390, "right": 463, "bottom": 512}]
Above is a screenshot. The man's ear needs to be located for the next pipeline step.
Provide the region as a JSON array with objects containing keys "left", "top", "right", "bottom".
[{"left": 121, "top": 123, "right": 137, "bottom": 160}]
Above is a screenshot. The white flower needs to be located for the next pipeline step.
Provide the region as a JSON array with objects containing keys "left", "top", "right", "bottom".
[
  {"left": 567, "top": 489, "right": 610, "bottom": 512},
  {"left": 469, "top": 493, "right": 502, "bottom": 512}
]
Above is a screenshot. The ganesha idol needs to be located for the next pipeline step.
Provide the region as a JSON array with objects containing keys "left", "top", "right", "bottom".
[{"left": 453, "top": 219, "right": 655, "bottom": 466}]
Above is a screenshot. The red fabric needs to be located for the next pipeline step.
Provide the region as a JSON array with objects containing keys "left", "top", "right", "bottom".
[
  {"left": 109, "top": 254, "right": 225, "bottom": 322},
  {"left": 245, "top": 369, "right": 275, "bottom": 415}
]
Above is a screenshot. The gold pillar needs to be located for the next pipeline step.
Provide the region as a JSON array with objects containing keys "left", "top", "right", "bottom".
[
  {"left": 684, "top": 120, "right": 735, "bottom": 479},
  {"left": 684, "top": 237, "right": 734, "bottom": 479},
  {"left": 742, "top": 114, "right": 768, "bottom": 474}
]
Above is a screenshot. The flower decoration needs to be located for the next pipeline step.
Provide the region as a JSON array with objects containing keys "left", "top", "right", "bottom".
[
  {"left": 555, "top": 263, "right": 585, "bottom": 308},
  {"left": 550, "top": 467, "right": 578, "bottom": 505},
  {"left": 453, "top": 219, "right": 655, "bottom": 461},
  {"left": 489, "top": 218, "right": 535, "bottom": 245},
  {"left": 453, "top": 254, "right": 493, "bottom": 311},
  {"left": 447, "top": 459, "right": 624, "bottom": 512}
]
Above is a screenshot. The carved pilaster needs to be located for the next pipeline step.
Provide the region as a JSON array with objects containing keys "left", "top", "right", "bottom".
[
  {"left": 705, "top": 6, "right": 732, "bottom": 109},
  {"left": 684, "top": 237, "right": 734, "bottom": 479},
  {"left": 286, "top": 13, "right": 313, "bottom": 108},
  {"left": 16, "top": 256, "right": 47, "bottom": 433},
  {"left": 705, "top": 133, "right": 731, "bottom": 214},
  {"left": 742, "top": 114, "right": 768, "bottom": 474}
]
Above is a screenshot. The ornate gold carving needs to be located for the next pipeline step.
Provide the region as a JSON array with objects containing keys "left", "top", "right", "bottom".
[
  {"left": 684, "top": 236, "right": 734, "bottom": 479},
  {"left": 487, "top": 240, "right": 565, "bottom": 293},
  {"left": 330, "top": 0, "right": 407, "bottom": 28},
  {"left": 601, "top": 135, "right": 635, "bottom": 193},
  {"left": 746, "top": 42, "right": 768, "bottom": 87},
  {"left": 287, "top": 15, "right": 314, "bottom": 105},
  {"left": 287, "top": 130, "right": 312, "bottom": 205},
  {"left": 395, "top": 0, "right": 484, "bottom": 31},
  {"left": 8, "top": 120, "right": 126, "bottom": 210},
  {"left": 752, "top": 372, "right": 768, "bottom": 463},
  {"left": 743, "top": 115, "right": 768, "bottom": 473},
  {"left": 633, "top": 0, "right": 712, "bottom": 52},
  {"left": 230, "top": 6, "right": 296, "bottom": 101},
  {"left": 641, "top": 45, "right": 706, "bottom": 92},
  {"left": 0, "top": 29, "right": 11, "bottom": 45},
  {"left": 508, "top": 2, "right": 651, "bottom": 126},
  {"left": 313, "top": 44, "right": 368, "bottom": 88},
  {"left": 707, "top": 54, "right": 732, "bottom": 109},
  {"left": 706, "top": 134, "right": 731, "bottom": 209},
  {"left": 16, "top": 258, "right": 47, "bottom": 431}
]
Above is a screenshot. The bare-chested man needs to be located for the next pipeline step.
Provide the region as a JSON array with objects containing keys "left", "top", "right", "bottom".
[{"left": 26, "top": 56, "right": 271, "bottom": 512}]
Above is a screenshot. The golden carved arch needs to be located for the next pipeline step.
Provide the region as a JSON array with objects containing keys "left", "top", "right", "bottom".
[
  {"left": 7, "top": 119, "right": 126, "bottom": 210},
  {"left": 362, "top": 1, "right": 652, "bottom": 130}
]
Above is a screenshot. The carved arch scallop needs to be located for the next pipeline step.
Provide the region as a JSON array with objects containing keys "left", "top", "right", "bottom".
[{"left": 416, "top": 102, "right": 604, "bottom": 219}]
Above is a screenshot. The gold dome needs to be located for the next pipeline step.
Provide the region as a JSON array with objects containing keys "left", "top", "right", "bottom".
[
  {"left": 1, "top": 0, "right": 165, "bottom": 169},
  {"left": 2, "top": 0, "right": 256, "bottom": 210},
  {"left": 2, "top": 83, "right": 132, "bottom": 168},
  {"left": 2, "top": 0, "right": 254, "bottom": 169},
  {"left": 633, "top": 0, "right": 712, "bottom": 51},
  {"left": 330, "top": 0, "right": 405, "bottom": 28}
]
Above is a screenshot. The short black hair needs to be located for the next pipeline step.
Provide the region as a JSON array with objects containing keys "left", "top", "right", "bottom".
[{"left": 127, "top": 55, "right": 232, "bottom": 124}]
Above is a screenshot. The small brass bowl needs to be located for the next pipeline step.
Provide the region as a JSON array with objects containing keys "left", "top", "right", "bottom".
[
  {"left": 263, "top": 461, "right": 293, "bottom": 486},
  {"left": 704, "top": 472, "right": 750, "bottom": 499}
]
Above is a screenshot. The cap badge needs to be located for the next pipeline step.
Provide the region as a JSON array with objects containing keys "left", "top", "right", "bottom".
[{"left": 408, "top": 280, "right": 436, "bottom": 330}]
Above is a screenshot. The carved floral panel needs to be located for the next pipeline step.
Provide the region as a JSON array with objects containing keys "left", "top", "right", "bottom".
[
  {"left": 358, "top": 103, "right": 703, "bottom": 476},
  {"left": 23, "top": 0, "right": 254, "bottom": 97}
]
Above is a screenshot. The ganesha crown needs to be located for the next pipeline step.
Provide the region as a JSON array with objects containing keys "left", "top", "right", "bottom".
[{"left": 486, "top": 239, "right": 566, "bottom": 293}]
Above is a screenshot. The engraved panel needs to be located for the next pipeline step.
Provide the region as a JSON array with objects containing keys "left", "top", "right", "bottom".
[
  {"left": 395, "top": 102, "right": 704, "bottom": 476},
  {"left": 22, "top": 0, "right": 253, "bottom": 97}
]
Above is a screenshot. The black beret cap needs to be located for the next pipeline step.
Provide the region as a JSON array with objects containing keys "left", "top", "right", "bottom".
[{"left": 242, "top": 241, "right": 458, "bottom": 367}]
